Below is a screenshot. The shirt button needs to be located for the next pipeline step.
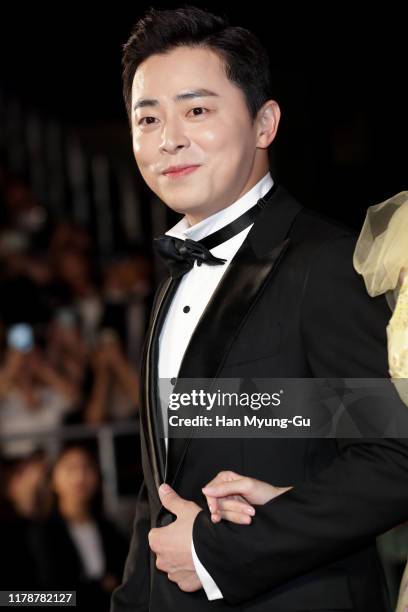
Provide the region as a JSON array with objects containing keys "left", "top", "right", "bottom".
[
  {"left": 170, "top": 377, "right": 177, "bottom": 386},
  {"left": 183, "top": 305, "right": 190, "bottom": 313}
]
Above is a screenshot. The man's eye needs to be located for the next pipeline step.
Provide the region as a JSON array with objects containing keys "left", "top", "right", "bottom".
[
  {"left": 139, "top": 117, "right": 157, "bottom": 126},
  {"left": 188, "top": 107, "right": 209, "bottom": 117}
]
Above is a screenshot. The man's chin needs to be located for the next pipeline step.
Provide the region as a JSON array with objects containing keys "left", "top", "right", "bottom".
[{"left": 163, "top": 200, "right": 209, "bottom": 217}]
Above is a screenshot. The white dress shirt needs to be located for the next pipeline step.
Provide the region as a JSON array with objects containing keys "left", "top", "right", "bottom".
[{"left": 157, "top": 171, "right": 274, "bottom": 600}]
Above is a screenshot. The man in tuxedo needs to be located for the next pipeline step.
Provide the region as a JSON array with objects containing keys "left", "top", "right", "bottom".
[{"left": 111, "top": 6, "right": 408, "bottom": 611}]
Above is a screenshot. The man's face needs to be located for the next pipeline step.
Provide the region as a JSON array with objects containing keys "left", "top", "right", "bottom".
[{"left": 131, "top": 46, "right": 262, "bottom": 222}]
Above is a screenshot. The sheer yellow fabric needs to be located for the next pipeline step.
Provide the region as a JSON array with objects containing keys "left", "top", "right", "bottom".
[
  {"left": 396, "top": 559, "right": 408, "bottom": 612},
  {"left": 387, "top": 274, "right": 408, "bottom": 406},
  {"left": 353, "top": 191, "right": 408, "bottom": 309},
  {"left": 353, "top": 191, "right": 408, "bottom": 403}
]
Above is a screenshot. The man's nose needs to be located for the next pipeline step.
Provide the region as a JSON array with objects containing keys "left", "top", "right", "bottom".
[{"left": 159, "top": 120, "right": 189, "bottom": 153}]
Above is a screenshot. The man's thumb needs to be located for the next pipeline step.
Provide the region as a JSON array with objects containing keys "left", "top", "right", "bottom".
[{"left": 158, "top": 483, "right": 184, "bottom": 515}]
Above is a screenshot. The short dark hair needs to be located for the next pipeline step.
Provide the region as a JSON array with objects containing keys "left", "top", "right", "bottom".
[{"left": 122, "top": 5, "right": 273, "bottom": 127}]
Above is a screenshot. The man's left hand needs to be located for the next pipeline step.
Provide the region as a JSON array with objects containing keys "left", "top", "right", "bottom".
[{"left": 148, "top": 483, "right": 203, "bottom": 592}]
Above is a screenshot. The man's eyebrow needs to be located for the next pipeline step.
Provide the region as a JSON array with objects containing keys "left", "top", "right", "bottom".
[{"left": 133, "top": 88, "right": 219, "bottom": 111}]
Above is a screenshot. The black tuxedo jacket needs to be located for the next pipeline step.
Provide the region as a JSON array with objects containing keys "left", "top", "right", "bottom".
[{"left": 111, "top": 184, "right": 408, "bottom": 612}]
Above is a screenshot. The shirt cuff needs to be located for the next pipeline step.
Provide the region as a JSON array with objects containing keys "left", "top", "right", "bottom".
[{"left": 191, "top": 538, "right": 223, "bottom": 600}]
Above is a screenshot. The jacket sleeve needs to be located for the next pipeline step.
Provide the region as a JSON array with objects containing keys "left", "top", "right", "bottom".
[
  {"left": 110, "top": 481, "right": 151, "bottom": 612},
  {"left": 192, "top": 233, "right": 408, "bottom": 605}
]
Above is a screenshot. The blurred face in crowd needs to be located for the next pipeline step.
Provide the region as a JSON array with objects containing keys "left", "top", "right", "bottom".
[
  {"left": 131, "top": 45, "right": 280, "bottom": 224},
  {"left": 103, "top": 255, "right": 152, "bottom": 299},
  {"left": 56, "top": 250, "right": 92, "bottom": 290},
  {"left": 7, "top": 455, "right": 46, "bottom": 516},
  {"left": 52, "top": 448, "right": 99, "bottom": 506},
  {"left": 50, "top": 222, "right": 91, "bottom": 255}
]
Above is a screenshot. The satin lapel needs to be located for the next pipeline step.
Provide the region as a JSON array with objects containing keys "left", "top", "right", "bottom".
[
  {"left": 140, "top": 275, "right": 181, "bottom": 501},
  {"left": 165, "top": 186, "right": 304, "bottom": 486}
]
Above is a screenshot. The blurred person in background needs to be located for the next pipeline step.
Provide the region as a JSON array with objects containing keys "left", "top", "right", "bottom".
[
  {"left": 0, "top": 336, "right": 79, "bottom": 458},
  {"left": 83, "top": 329, "right": 140, "bottom": 424},
  {"left": 2, "top": 175, "right": 46, "bottom": 236},
  {"left": 52, "top": 248, "right": 103, "bottom": 347},
  {"left": 46, "top": 307, "right": 88, "bottom": 391},
  {"left": 0, "top": 450, "right": 47, "bottom": 589},
  {"left": 49, "top": 221, "right": 93, "bottom": 263},
  {"left": 30, "top": 444, "right": 128, "bottom": 611},
  {"left": 101, "top": 247, "right": 153, "bottom": 370}
]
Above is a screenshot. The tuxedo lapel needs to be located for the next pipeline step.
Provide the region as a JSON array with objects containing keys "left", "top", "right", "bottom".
[
  {"left": 140, "top": 275, "right": 182, "bottom": 501},
  {"left": 165, "top": 185, "right": 304, "bottom": 486}
]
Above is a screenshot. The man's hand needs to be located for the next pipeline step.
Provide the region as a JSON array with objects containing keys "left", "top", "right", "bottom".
[{"left": 148, "top": 483, "right": 203, "bottom": 592}]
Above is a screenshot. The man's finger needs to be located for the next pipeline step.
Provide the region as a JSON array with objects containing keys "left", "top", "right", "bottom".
[
  {"left": 158, "top": 483, "right": 186, "bottom": 515},
  {"left": 156, "top": 556, "right": 165, "bottom": 572},
  {"left": 177, "top": 573, "right": 202, "bottom": 592},
  {"left": 179, "top": 576, "right": 202, "bottom": 592},
  {"left": 203, "top": 470, "right": 240, "bottom": 490},
  {"left": 217, "top": 498, "right": 255, "bottom": 516},
  {"left": 148, "top": 528, "right": 159, "bottom": 552},
  {"left": 202, "top": 477, "right": 249, "bottom": 498},
  {"left": 216, "top": 510, "right": 252, "bottom": 524},
  {"left": 167, "top": 570, "right": 192, "bottom": 583},
  {"left": 205, "top": 494, "right": 219, "bottom": 514}
]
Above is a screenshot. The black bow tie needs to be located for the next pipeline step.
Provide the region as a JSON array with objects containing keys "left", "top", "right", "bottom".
[
  {"left": 153, "top": 236, "right": 226, "bottom": 279},
  {"left": 153, "top": 182, "right": 277, "bottom": 279}
]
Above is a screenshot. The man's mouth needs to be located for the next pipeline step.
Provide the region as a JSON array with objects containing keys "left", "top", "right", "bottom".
[{"left": 162, "top": 165, "right": 201, "bottom": 178}]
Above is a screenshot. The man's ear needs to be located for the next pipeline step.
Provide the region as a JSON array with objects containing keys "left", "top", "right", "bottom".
[{"left": 256, "top": 100, "right": 281, "bottom": 149}]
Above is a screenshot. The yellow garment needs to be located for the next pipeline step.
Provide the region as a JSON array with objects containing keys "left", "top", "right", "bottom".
[
  {"left": 353, "top": 191, "right": 408, "bottom": 307},
  {"left": 387, "top": 273, "right": 408, "bottom": 406},
  {"left": 353, "top": 191, "right": 408, "bottom": 406},
  {"left": 396, "top": 558, "right": 408, "bottom": 612}
]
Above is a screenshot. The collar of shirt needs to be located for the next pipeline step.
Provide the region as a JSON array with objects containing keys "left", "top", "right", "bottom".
[{"left": 165, "top": 172, "right": 274, "bottom": 256}]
